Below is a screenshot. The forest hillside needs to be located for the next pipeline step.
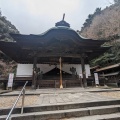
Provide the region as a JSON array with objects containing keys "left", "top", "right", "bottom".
[
  {"left": 0, "top": 10, "right": 19, "bottom": 77},
  {"left": 80, "top": 1, "right": 120, "bottom": 67}
]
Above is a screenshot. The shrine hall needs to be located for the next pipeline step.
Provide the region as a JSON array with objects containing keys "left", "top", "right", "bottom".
[{"left": 0, "top": 16, "right": 110, "bottom": 89}]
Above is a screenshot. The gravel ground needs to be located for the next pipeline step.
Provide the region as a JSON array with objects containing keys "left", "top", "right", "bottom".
[
  {"left": 0, "top": 95, "right": 39, "bottom": 108},
  {"left": 97, "top": 91, "right": 120, "bottom": 98}
]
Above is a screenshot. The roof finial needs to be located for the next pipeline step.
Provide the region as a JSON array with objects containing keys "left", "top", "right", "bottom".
[
  {"left": 62, "top": 13, "right": 65, "bottom": 21},
  {"left": 55, "top": 13, "right": 70, "bottom": 27}
]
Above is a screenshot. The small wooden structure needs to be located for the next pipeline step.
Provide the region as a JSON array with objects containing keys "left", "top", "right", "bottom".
[{"left": 95, "top": 63, "right": 120, "bottom": 87}]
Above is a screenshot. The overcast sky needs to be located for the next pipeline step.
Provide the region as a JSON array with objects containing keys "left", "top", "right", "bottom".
[{"left": 0, "top": 0, "right": 114, "bottom": 34}]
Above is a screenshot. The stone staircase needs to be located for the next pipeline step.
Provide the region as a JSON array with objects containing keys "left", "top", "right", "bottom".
[{"left": 0, "top": 100, "right": 120, "bottom": 120}]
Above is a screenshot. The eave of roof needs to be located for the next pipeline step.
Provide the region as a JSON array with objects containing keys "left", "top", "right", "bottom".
[
  {"left": 90, "top": 65, "right": 100, "bottom": 70},
  {"left": 95, "top": 63, "right": 120, "bottom": 72},
  {"left": 10, "top": 26, "right": 108, "bottom": 45},
  {"left": 100, "top": 72, "right": 120, "bottom": 77}
]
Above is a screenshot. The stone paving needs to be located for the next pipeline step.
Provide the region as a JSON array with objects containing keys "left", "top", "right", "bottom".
[
  {"left": 60, "top": 113, "right": 120, "bottom": 120},
  {"left": 1, "top": 87, "right": 120, "bottom": 95},
  {"left": 0, "top": 89, "right": 11, "bottom": 94},
  {"left": 0, "top": 87, "right": 120, "bottom": 108},
  {"left": 36, "top": 91, "right": 119, "bottom": 106}
]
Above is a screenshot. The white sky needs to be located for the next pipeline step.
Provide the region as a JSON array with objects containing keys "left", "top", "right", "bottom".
[{"left": 0, "top": 0, "right": 114, "bottom": 34}]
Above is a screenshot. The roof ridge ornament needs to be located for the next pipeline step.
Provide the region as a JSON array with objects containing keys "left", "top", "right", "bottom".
[
  {"left": 55, "top": 14, "right": 70, "bottom": 27},
  {"left": 62, "top": 13, "right": 65, "bottom": 21}
]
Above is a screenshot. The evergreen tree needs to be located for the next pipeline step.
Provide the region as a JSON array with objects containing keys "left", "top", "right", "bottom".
[
  {"left": 0, "top": 9, "right": 19, "bottom": 41},
  {"left": 114, "top": 0, "right": 120, "bottom": 3}
]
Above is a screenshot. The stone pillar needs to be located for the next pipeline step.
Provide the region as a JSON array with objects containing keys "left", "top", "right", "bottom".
[
  {"left": 32, "top": 57, "right": 37, "bottom": 89},
  {"left": 59, "top": 57, "right": 63, "bottom": 88},
  {"left": 80, "top": 56, "right": 87, "bottom": 87}
]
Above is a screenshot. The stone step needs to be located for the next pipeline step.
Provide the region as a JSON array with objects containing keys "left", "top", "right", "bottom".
[
  {"left": 60, "top": 113, "right": 120, "bottom": 120},
  {"left": 0, "top": 104, "right": 120, "bottom": 120},
  {"left": 1, "top": 100, "right": 120, "bottom": 115}
]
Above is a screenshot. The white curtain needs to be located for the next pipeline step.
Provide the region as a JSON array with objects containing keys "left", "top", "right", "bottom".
[
  {"left": 16, "top": 64, "right": 91, "bottom": 77},
  {"left": 37, "top": 64, "right": 55, "bottom": 74}
]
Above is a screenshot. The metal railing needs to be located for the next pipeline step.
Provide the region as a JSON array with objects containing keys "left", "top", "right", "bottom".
[{"left": 6, "top": 81, "right": 28, "bottom": 120}]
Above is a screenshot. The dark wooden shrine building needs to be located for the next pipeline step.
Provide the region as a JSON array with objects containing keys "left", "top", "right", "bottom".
[{"left": 0, "top": 17, "right": 109, "bottom": 88}]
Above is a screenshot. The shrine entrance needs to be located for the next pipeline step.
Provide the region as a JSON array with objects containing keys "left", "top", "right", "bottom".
[
  {"left": 43, "top": 67, "right": 72, "bottom": 80},
  {"left": 38, "top": 67, "right": 72, "bottom": 88}
]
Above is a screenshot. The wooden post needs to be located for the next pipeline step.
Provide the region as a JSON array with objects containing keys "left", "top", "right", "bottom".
[
  {"left": 59, "top": 57, "right": 63, "bottom": 88},
  {"left": 81, "top": 56, "right": 87, "bottom": 87},
  {"left": 4, "top": 82, "right": 7, "bottom": 90},
  {"left": 32, "top": 57, "right": 37, "bottom": 89},
  {"left": 21, "top": 88, "right": 25, "bottom": 114}
]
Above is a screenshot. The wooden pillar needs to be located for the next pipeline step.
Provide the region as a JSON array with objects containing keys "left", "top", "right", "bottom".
[
  {"left": 32, "top": 57, "right": 37, "bottom": 89},
  {"left": 3, "top": 82, "right": 7, "bottom": 90},
  {"left": 81, "top": 56, "right": 87, "bottom": 87},
  {"left": 59, "top": 57, "right": 63, "bottom": 88}
]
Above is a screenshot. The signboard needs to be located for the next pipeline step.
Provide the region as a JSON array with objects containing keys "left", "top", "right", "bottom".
[
  {"left": 79, "top": 73, "right": 83, "bottom": 78},
  {"left": 94, "top": 73, "right": 99, "bottom": 85},
  {"left": 7, "top": 73, "right": 14, "bottom": 88},
  {"left": 86, "top": 74, "right": 88, "bottom": 78}
]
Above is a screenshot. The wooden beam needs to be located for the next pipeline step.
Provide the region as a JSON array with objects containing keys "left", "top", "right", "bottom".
[
  {"left": 59, "top": 57, "right": 63, "bottom": 88},
  {"left": 30, "top": 53, "right": 82, "bottom": 58},
  {"left": 32, "top": 57, "right": 37, "bottom": 89}
]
